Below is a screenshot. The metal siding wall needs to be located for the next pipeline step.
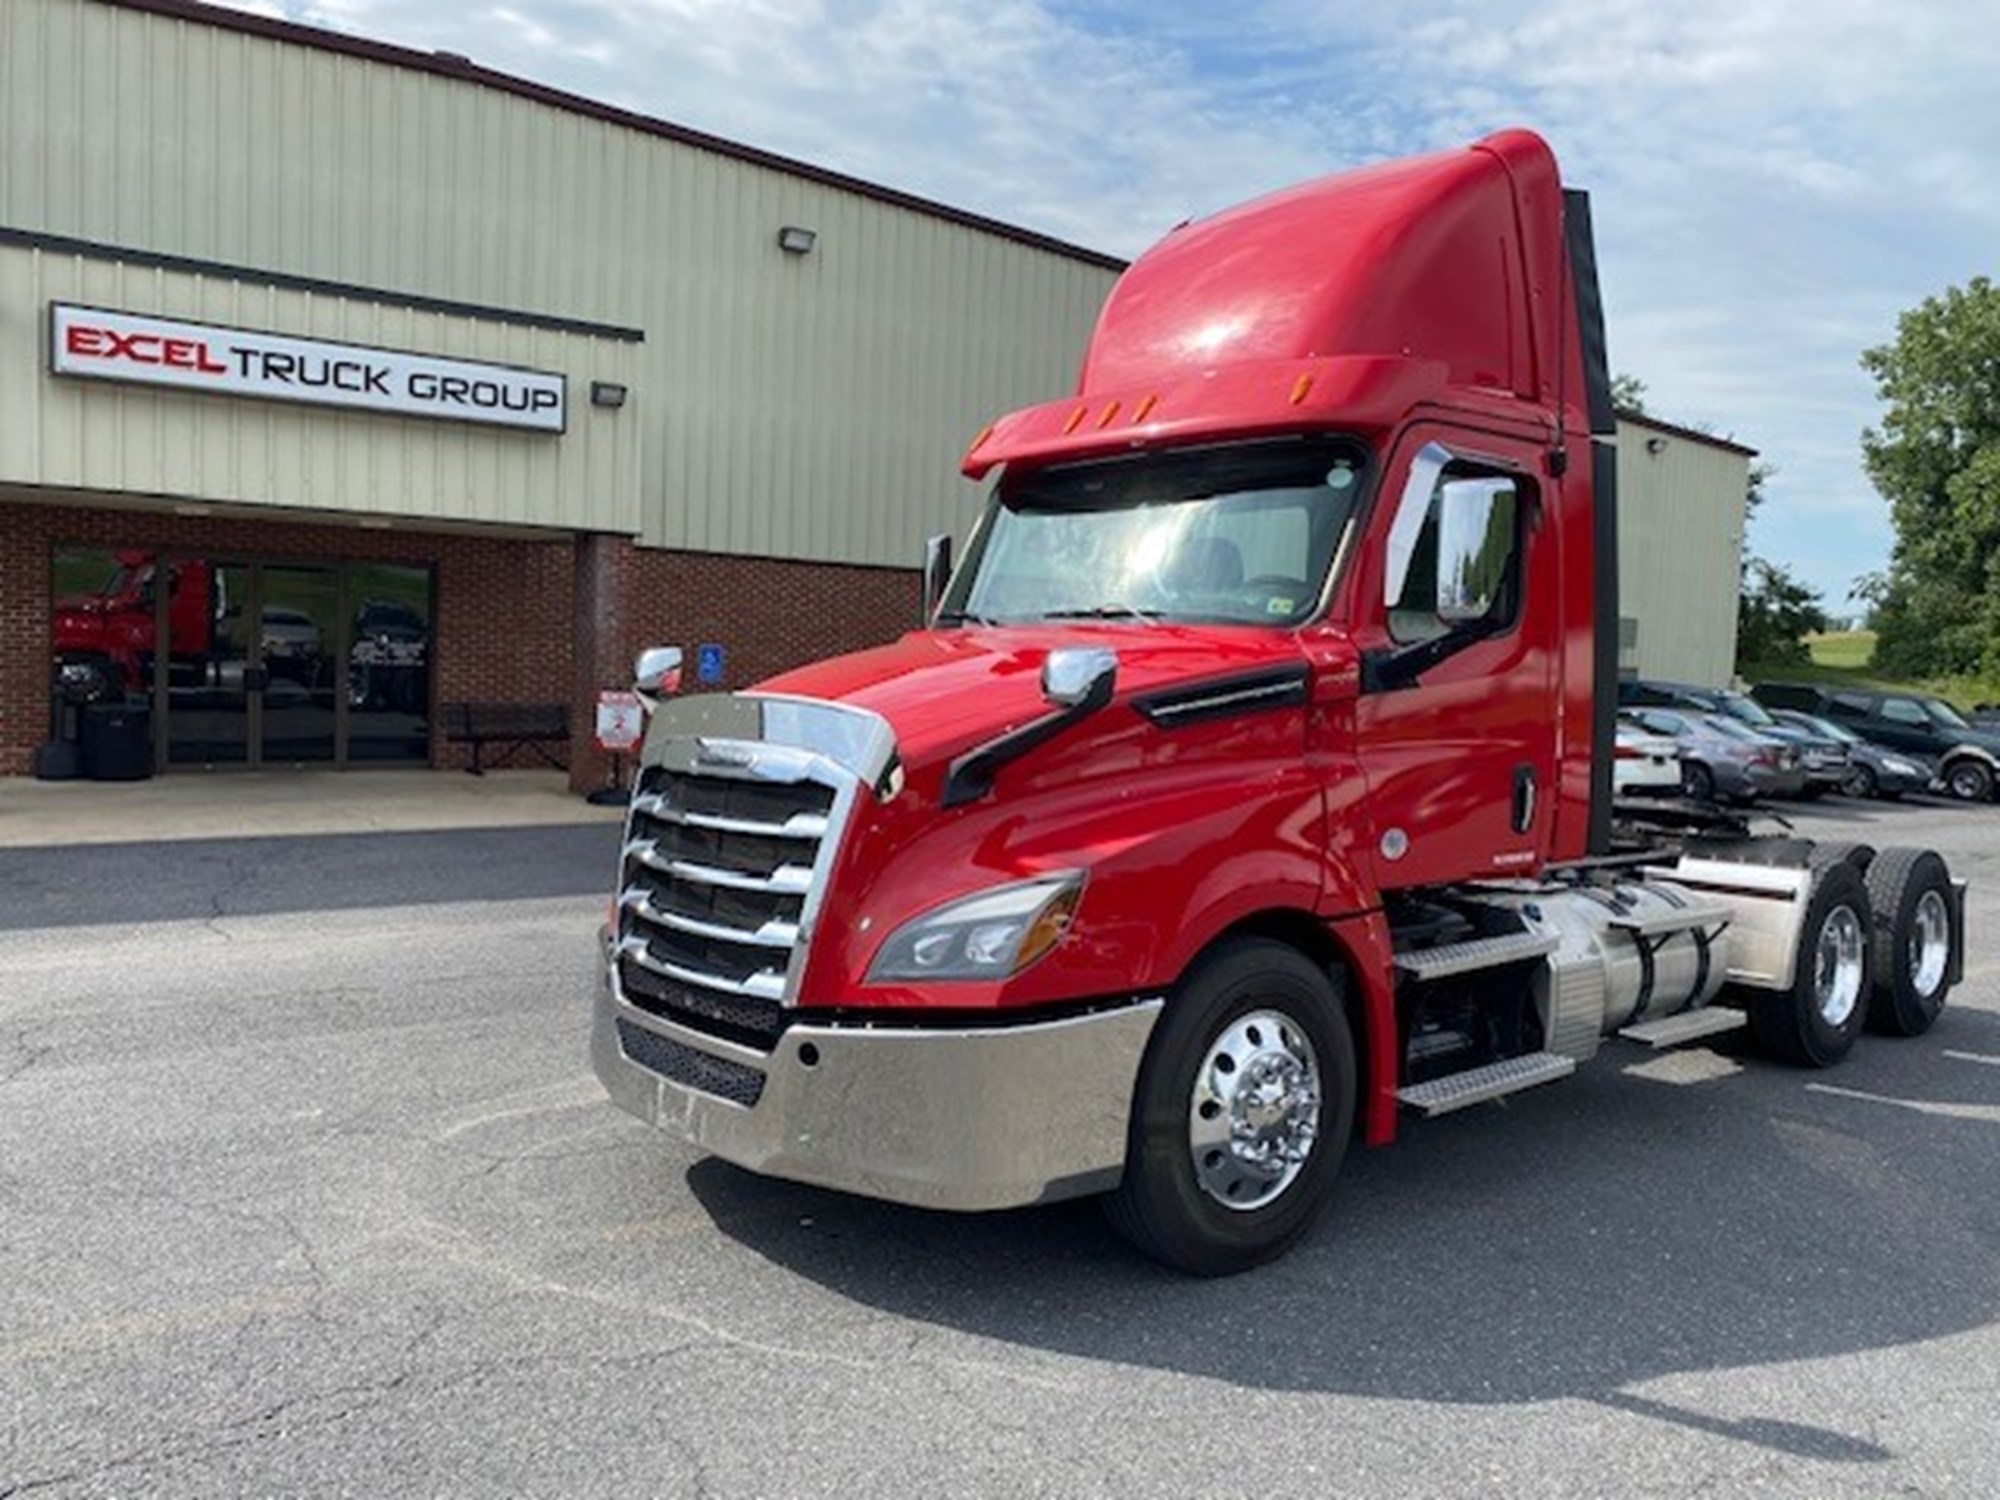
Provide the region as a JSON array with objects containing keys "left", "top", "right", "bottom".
[
  {"left": 0, "top": 243, "right": 640, "bottom": 528},
  {"left": 1614, "top": 421, "right": 1748, "bottom": 685},
  {"left": 1, "top": 0, "right": 1119, "bottom": 565}
]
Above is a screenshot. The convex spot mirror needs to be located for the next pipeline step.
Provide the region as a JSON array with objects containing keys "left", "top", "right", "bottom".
[
  {"left": 1042, "top": 646, "right": 1117, "bottom": 709},
  {"left": 634, "top": 646, "right": 684, "bottom": 712}
]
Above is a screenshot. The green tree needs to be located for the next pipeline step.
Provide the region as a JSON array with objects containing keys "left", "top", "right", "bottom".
[
  {"left": 1737, "top": 557, "right": 1827, "bottom": 667},
  {"left": 1610, "top": 372, "right": 1648, "bottom": 413},
  {"left": 1861, "top": 276, "right": 2000, "bottom": 677}
]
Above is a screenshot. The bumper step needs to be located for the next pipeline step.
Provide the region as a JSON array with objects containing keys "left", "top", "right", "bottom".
[
  {"left": 1397, "top": 1051, "right": 1575, "bottom": 1116},
  {"left": 1619, "top": 1006, "right": 1747, "bottom": 1048}
]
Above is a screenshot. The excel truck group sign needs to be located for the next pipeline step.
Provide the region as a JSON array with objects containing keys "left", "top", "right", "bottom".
[{"left": 50, "top": 304, "right": 567, "bottom": 433}]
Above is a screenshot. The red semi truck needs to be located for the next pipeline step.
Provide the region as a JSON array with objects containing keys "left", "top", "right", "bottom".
[
  {"left": 591, "top": 130, "right": 1965, "bottom": 1274},
  {"left": 53, "top": 553, "right": 222, "bottom": 699}
]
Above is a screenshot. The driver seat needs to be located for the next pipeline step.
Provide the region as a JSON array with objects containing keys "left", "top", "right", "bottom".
[{"left": 1163, "top": 536, "right": 1243, "bottom": 593}]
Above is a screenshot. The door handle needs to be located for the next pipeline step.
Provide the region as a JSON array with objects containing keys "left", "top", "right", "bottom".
[{"left": 1512, "top": 764, "right": 1536, "bottom": 833}]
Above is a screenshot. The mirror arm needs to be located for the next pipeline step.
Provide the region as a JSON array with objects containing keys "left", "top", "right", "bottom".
[
  {"left": 1359, "top": 615, "right": 1506, "bottom": 694},
  {"left": 941, "top": 671, "right": 1114, "bottom": 808}
]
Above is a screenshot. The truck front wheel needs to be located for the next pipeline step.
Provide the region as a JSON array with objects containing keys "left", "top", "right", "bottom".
[{"left": 1104, "top": 937, "right": 1355, "bottom": 1276}]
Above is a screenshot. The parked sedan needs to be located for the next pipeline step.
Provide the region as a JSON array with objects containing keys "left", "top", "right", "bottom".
[
  {"left": 1769, "top": 709, "right": 1932, "bottom": 799},
  {"left": 1620, "top": 709, "right": 1806, "bottom": 803}
]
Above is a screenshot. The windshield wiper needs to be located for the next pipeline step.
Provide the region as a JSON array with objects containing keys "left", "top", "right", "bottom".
[
  {"left": 1037, "top": 604, "right": 1164, "bottom": 624},
  {"left": 934, "top": 609, "right": 1000, "bottom": 626}
]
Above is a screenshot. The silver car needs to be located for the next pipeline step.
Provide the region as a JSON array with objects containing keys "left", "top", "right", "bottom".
[{"left": 1619, "top": 708, "right": 1806, "bottom": 803}]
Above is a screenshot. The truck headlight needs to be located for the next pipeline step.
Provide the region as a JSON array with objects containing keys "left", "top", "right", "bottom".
[{"left": 867, "top": 873, "right": 1083, "bottom": 982}]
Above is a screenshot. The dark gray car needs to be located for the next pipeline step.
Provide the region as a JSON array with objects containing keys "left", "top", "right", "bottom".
[
  {"left": 1770, "top": 709, "right": 1932, "bottom": 799},
  {"left": 1753, "top": 682, "right": 2000, "bottom": 801}
]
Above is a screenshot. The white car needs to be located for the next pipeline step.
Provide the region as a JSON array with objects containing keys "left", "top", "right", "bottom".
[{"left": 1614, "top": 720, "right": 1681, "bottom": 796}]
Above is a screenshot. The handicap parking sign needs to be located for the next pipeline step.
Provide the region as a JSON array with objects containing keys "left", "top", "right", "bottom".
[{"left": 697, "top": 643, "right": 726, "bottom": 684}]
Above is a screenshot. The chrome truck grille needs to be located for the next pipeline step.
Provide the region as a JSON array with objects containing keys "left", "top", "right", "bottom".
[{"left": 610, "top": 694, "right": 895, "bottom": 1062}]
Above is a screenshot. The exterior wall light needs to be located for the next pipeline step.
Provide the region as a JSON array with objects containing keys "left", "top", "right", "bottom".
[
  {"left": 776, "top": 225, "right": 818, "bottom": 255},
  {"left": 1644, "top": 436, "right": 1667, "bottom": 455},
  {"left": 591, "top": 381, "right": 628, "bottom": 409}
]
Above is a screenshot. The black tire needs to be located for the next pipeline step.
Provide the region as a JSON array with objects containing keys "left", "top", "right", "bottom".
[
  {"left": 1103, "top": 938, "right": 1356, "bottom": 1276},
  {"left": 1807, "top": 841, "right": 1875, "bottom": 876},
  {"left": 1863, "top": 847, "right": 1955, "bottom": 1037},
  {"left": 1842, "top": 764, "right": 1877, "bottom": 799},
  {"left": 1746, "top": 861, "right": 1872, "bottom": 1068},
  {"left": 1682, "top": 761, "right": 1716, "bottom": 802},
  {"left": 1943, "top": 757, "right": 1994, "bottom": 802}
]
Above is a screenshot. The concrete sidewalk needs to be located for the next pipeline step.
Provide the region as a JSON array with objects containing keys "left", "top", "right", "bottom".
[{"left": 0, "top": 768, "right": 624, "bottom": 848}]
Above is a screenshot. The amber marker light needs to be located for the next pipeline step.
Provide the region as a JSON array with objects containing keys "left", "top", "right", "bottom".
[
  {"left": 1289, "top": 374, "right": 1315, "bottom": 405},
  {"left": 1132, "top": 394, "right": 1158, "bottom": 423},
  {"left": 1062, "top": 406, "right": 1089, "bottom": 434},
  {"left": 1095, "top": 401, "right": 1122, "bottom": 429},
  {"left": 1011, "top": 882, "right": 1083, "bottom": 974}
]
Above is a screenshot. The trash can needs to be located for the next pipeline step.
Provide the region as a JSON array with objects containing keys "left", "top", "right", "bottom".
[{"left": 80, "top": 701, "right": 154, "bottom": 781}]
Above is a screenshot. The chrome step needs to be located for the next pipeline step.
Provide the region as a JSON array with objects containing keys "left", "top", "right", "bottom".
[
  {"left": 1394, "top": 930, "right": 1558, "bottom": 982},
  {"left": 1618, "top": 1006, "right": 1747, "bottom": 1048},
  {"left": 1396, "top": 1052, "right": 1575, "bottom": 1116}
]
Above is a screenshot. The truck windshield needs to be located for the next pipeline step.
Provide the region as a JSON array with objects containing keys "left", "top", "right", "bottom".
[{"left": 941, "top": 440, "right": 1365, "bottom": 627}]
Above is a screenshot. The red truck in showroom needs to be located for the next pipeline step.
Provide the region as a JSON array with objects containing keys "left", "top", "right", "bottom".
[{"left": 591, "top": 130, "right": 1966, "bottom": 1275}]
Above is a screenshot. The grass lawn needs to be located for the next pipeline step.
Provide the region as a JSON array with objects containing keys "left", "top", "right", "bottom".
[{"left": 1741, "top": 630, "right": 2000, "bottom": 709}]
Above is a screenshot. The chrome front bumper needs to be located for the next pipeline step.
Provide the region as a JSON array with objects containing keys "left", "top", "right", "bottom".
[{"left": 590, "top": 947, "right": 1162, "bottom": 1212}]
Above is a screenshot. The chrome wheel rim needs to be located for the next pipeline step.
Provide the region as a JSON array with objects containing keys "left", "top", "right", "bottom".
[
  {"left": 1814, "top": 904, "right": 1866, "bottom": 1028},
  {"left": 1949, "top": 764, "right": 1987, "bottom": 799},
  {"left": 1188, "top": 1010, "right": 1320, "bottom": 1211},
  {"left": 1910, "top": 889, "right": 1950, "bottom": 997}
]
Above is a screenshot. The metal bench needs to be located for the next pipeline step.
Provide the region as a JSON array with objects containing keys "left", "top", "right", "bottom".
[{"left": 441, "top": 701, "right": 570, "bottom": 775}]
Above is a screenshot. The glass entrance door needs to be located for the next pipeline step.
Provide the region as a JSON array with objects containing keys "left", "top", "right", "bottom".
[
  {"left": 165, "top": 559, "right": 253, "bottom": 767},
  {"left": 258, "top": 564, "right": 339, "bottom": 765}
]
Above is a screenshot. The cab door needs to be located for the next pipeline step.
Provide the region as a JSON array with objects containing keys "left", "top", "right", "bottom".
[{"left": 1350, "top": 423, "right": 1559, "bottom": 890}]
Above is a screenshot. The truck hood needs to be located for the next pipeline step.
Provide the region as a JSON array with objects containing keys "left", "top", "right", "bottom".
[{"left": 755, "top": 625, "right": 1314, "bottom": 769}]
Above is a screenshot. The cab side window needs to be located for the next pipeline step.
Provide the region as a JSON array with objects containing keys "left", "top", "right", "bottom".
[{"left": 1384, "top": 444, "right": 1528, "bottom": 645}]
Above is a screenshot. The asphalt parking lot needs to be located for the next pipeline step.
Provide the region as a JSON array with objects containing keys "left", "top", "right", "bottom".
[{"left": 2, "top": 792, "right": 1997, "bottom": 1497}]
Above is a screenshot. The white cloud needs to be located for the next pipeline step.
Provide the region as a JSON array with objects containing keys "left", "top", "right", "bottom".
[{"left": 220, "top": 0, "right": 2000, "bottom": 606}]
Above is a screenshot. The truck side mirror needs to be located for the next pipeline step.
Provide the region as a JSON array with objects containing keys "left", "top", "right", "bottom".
[
  {"left": 1434, "top": 476, "right": 1517, "bottom": 626},
  {"left": 633, "top": 646, "right": 684, "bottom": 713},
  {"left": 922, "top": 533, "right": 953, "bottom": 624}
]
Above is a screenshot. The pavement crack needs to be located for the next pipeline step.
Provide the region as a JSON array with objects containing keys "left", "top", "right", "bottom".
[{"left": 0, "top": 1026, "right": 53, "bottom": 1086}]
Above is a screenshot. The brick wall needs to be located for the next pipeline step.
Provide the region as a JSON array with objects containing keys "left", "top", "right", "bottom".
[
  {"left": 1, "top": 497, "right": 917, "bottom": 790},
  {"left": 567, "top": 547, "right": 919, "bottom": 793}
]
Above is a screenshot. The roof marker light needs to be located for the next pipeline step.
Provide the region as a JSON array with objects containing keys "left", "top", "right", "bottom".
[
  {"left": 1132, "top": 394, "right": 1158, "bottom": 423},
  {"left": 1095, "top": 401, "right": 1121, "bottom": 429},
  {"left": 1062, "top": 406, "right": 1088, "bottom": 434},
  {"left": 1290, "top": 374, "right": 1315, "bottom": 406}
]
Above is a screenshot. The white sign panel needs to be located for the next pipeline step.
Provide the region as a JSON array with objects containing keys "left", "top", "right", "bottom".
[
  {"left": 595, "top": 691, "right": 645, "bottom": 752},
  {"left": 49, "top": 304, "right": 566, "bottom": 433}
]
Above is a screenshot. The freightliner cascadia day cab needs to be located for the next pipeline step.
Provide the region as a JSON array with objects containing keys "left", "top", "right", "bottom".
[{"left": 591, "top": 130, "right": 1966, "bottom": 1275}]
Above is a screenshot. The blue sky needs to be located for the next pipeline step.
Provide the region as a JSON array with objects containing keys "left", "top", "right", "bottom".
[{"left": 226, "top": 0, "right": 2000, "bottom": 613}]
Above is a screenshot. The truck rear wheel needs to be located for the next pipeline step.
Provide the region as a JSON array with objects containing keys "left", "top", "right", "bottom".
[
  {"left": 1863, "top": 847, "right": 1955, "bottom": 1037},
  {"left": 1746, "top": 861, "right": 1871, "bottom": 1068},
  {"left": 1103, "top": 937, "right": 1355, "bottom": 1276}
]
